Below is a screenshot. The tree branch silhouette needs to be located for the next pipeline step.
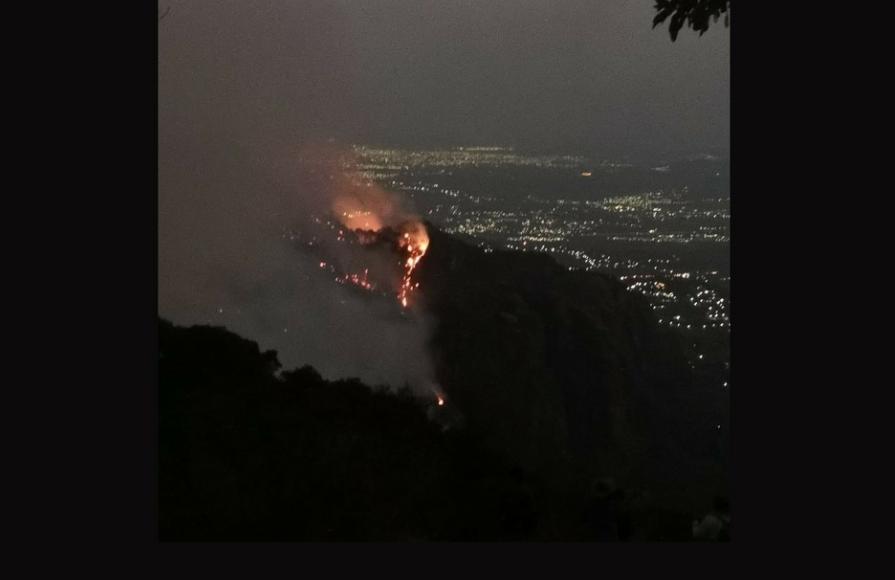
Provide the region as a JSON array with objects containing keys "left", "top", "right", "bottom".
[{"left": 653, "top": 0, "right": 730, "bottom": 41}]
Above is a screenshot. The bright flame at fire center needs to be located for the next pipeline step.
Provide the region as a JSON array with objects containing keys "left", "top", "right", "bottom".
[{"left": 397, "top": 228, "right": 429, "bottom": 308}]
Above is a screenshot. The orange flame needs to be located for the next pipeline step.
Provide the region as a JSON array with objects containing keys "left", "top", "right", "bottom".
[
  {"left": 324, "top": 153, "right": 429, "bottom": 308},
  {"left": 397, "top": 223, "right": 429, "bottom": 309}
]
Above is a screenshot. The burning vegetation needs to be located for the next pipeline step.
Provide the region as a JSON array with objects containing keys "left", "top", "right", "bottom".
[
  {"left": 294, "top": 147, "right": 432, "bottom": 310},
  {"left": 397, "top": 223, "right": 429, "bottom": 308},
  {"left": 308, "top": 215, "right": 430, "bottom": 310},
  {"left": 283, "top": 148, "right": 443, "bottom": 406},
  {"left": 326, "top": 162, "right": 431, "bottom": 310}
]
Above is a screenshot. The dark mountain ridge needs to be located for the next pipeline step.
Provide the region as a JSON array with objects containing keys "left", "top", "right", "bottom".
[
  {"left": 159, "top": 226, "right": 727, "bottom": 539},
  {"left": 417, "top": 226, "right": 723, "bottom": 507}
]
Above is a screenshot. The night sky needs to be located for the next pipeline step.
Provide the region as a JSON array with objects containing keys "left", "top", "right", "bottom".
[{"left": 159, "top": 0, "right": 728, "bottom": 158}]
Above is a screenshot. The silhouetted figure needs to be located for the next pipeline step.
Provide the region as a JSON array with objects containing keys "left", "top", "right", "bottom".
[{"left": 692, "top": 496, "right": 730, "bottom": 541}]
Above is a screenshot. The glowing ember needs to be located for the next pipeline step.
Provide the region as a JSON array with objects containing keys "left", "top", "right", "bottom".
[
  {"left": 335, "top": 268, "right": 376, "bottom": 291},
  {"left": 397, "top": 223, "right": 429, "bottom": 309},
  {"left": 437, "top": 395, "right": 445, "bottom": 406}
]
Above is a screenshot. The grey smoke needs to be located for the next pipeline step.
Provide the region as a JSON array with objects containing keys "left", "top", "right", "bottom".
[{"left": 158, "top": 0, "right": 437, "bottom": 392}]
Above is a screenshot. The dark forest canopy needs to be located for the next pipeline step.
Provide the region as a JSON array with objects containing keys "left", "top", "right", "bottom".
[
  {"left": 160, "top": 318, "right": 558, "bottom": 540},
  {"left": 159, "top": 316, "right": 725, "bottom": 540}
]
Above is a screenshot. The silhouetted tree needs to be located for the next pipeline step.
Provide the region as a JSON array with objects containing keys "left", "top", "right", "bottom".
[
  {"left": 653, "top": 0, "right": 730, "bottom": 41},
  {"left": 158, "top": 318, "right": 555, "bottom": 540}
]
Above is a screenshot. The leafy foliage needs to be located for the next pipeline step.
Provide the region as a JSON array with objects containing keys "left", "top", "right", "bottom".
[{"left": 653, "top": 0, "right": 731, "bottom": 41}]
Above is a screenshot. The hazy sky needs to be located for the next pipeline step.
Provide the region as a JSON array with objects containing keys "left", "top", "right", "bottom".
[
  {"left": 159, "top": 0, "right": 728, "bottom": 159},
  {"left": 343, "top": 0, "right": 729, "bottom": 157}
]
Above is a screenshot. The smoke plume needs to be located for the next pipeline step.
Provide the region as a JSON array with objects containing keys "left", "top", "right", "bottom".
[{"left": 158, "top": 1, "right": 437, "bottom": 394}]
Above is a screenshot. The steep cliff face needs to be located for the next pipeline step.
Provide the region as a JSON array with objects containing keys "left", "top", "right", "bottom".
[{"left": 417, "top": 226, "right": 706, "bottom": 501}]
